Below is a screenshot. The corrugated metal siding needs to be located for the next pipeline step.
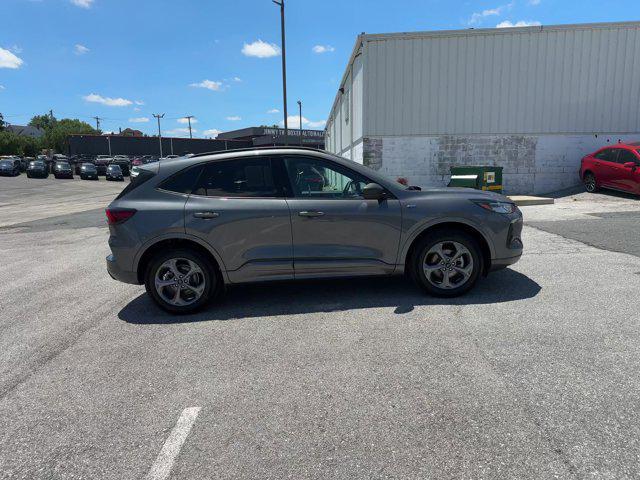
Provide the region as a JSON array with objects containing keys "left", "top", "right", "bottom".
[{"left": 364, "top": 24, "right": 640, "bottom": 136}]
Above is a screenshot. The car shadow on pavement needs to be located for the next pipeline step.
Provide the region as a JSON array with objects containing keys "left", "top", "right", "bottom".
[{"left": 118, "top": 268, "right": 541, "bottom": 325}]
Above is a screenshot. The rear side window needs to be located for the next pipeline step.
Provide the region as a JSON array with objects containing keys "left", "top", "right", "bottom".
[
  {"left": 159, "top": 165, "right": 203, "bottom": 194},
  {"left": 193, "top": 158, "right": 279, "bottom": 198},
  {"left": 594, "top": 149, "right": 618, "bottom": 162}
]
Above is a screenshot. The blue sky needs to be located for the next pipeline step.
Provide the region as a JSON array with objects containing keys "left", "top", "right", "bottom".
[{"left": 0, "top": 0, "right": 637, "bottom": 137}]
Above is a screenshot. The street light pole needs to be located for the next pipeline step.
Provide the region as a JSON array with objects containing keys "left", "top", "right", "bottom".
[
  {"left": 297, "top": 100, "right": 302, "bottom": 146},
  {"left": 273, "top": 0, "right": 288, "bottom": 145},
  {"left": 153, "top": 113, "right": 165, "bottom": 158},
  {"left": 184, "top": 115, "right": 195, "bottom": 139}
]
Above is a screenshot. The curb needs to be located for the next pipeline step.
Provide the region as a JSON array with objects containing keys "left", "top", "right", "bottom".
[{"left": 508, "top": 195, "right": 555, "bottom": 206}]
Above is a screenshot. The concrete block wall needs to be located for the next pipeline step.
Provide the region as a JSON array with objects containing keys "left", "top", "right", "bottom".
[{"left": 361, "top": 133, "right": 640, "bottom": 195}]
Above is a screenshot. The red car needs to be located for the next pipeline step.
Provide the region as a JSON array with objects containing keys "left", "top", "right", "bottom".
[{"left": 580, "top": 142, "right": 640, "bottom": 195}]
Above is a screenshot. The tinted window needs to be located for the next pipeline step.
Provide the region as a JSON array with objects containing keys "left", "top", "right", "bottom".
[
  {"left": 159, "top": 165, "right": 203, "bottom": 194},
  {"left": 595, "top": 148, "right": 619, "bottom": 162},
  {"left": 194, "top": 158, "right": 278, "bottom": 197},
  {"left": 618, "top": 149, "right": 640, "bottom": 165},
  {"left": 283, "top": 156, "right": 370, "bottom": 199}
]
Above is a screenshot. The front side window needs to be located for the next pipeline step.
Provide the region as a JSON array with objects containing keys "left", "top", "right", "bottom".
[
  {"left": 283, "top": 156, "right": 369, "bottom": 200},
  {"left": 193, "top": 158, "right": 278, "bottom": 198}
]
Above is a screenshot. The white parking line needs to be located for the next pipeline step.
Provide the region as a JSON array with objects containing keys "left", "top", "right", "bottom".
[{"left": 145, "top": 407, "right": 201, "bottom": 480}]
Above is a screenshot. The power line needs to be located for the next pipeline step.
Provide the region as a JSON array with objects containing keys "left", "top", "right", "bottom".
[{"left": 92, "top": 116, "right": 102, "bottom": 131}]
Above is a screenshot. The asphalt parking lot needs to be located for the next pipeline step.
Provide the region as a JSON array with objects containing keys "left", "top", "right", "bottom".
[{"left": 1, "top": 176, "right": 640, "bottom": 479}]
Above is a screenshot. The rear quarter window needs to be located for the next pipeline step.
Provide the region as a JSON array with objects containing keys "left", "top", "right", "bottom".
[{"left": 158, "top": 165, "right": 204, "bottom": 195}]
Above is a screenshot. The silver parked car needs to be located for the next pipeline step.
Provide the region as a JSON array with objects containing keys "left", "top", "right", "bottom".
[{"left": 106, "top": 147, "right": 523, "bottom": 314}]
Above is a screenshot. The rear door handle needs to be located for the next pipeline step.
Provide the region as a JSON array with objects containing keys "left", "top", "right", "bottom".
[
  {"left": 193, "top": 211, "right": 219, "bottom": 219},
  {"left": 298, "top": 211, "right": 325, "bottom": 217}
]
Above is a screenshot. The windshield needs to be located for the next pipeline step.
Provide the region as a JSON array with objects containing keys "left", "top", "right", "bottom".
[
  {"left": 0, "top": 160, "right": 13, "bottom": 166},
  {"left": 108, "top": 165, "right": 121, "bottom": 171},
  {"left": 82, "top": 164, "right": 96, "bottom": 170},
  {"left": 57, "top": 162, "right": 71, "bottom": 168}
]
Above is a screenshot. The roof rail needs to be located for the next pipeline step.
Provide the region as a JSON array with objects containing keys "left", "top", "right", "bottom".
[{"left": 191, "top": 145, "right": 325, "bottom": 158}]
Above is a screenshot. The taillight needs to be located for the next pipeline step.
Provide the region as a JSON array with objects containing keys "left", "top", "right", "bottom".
[{"left": 106, "top": 208, "right": 136, "bottom": 225}]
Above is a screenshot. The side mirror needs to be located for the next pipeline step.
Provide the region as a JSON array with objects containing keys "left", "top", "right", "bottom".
[
  {"left": 363, "top": 182, "right": 386, "bottom": 200},
  {"left": 623, "top": 161, "right": 637, "bottom": 170}
]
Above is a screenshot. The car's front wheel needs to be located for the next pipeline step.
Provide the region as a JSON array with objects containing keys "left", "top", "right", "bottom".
[
  {"left": 411, "top": 231, "right": 482, "bottom": 297},
  {"left": 145, "top": 249, "right": 219, "bottom": 314}
]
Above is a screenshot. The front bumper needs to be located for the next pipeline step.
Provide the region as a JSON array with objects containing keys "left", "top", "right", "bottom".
[{"left": 107, "top": 254, "right": 140, "bottom": 284}]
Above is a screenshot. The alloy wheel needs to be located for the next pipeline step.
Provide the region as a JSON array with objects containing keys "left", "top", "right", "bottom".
[
  {"left": 154, "top": 258, "right": 206, "bottom": 307},
  {"left": 422, "top": 241, "right": 474, "bottom": 290}
]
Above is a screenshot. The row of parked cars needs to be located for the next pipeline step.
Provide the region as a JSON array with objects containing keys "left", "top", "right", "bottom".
[{"left": 0, "top": 153, "right": 172, "bottom": 182}]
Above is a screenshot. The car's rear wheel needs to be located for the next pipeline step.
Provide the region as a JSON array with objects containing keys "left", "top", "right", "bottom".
[
  {"left": 411, "top": 231, "right": 482, "bottom": 297},
  {"left": 584, "top": 172, "right": 598, "bottom": 193},
  {"left": 145, "top": 249, "right": 218, "bottom": 314}
]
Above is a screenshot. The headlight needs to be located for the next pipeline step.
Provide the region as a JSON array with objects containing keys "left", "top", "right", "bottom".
[{"left": 473, "top": 200, "right": 517, "bottom": 214}]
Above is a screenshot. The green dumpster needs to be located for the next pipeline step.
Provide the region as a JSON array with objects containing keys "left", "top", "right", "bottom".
[{"left": 448, "top": 166, "right": 503, "bottom": 193}]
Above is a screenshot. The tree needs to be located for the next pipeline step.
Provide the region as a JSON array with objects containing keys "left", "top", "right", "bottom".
[
  {"left": 0, "top": 112, "right": 5, "bottom": 131},
  {"left": 29, "top": 113, "right": 57, "bottom": 131},
  {"left": 41, "top": 118, "right": 97, "bottom": 153},
  {"left": 0, "top": 130, "right": 41, "bottom": 156}
]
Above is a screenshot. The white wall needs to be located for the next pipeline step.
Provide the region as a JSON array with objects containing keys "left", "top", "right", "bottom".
[{"left": 364, "top": 133, "right": 639, "bottom": 195}]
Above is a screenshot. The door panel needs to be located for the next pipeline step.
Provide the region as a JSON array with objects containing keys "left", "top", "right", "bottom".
[
  {"left": 184, "top": 197, "right": 293, "bottom": 282},
  {"left": 183, "top": 157, "right": 293, "bottom": 283},
  {"left": 612, "top": 149, "right": 640, "bottom": 192},
  {"left": 281, "top": 155, "right": 402, "bottom": 278},
  {"left": 594, "top": 148, "right": 619, "bottom": 187}
]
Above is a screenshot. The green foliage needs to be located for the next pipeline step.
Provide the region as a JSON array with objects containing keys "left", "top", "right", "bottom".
[
  {"left": 42, "top": 118, "right": 97, "bottom": 153},
  {"left": 0, "top": 113, "right": 98, "bottom": 155},
  {"left": 0, "top": 131, "right": 41, "bottom": 156},
  {"left": 28, "top": 113, "right": 56, "bottom": 131}
]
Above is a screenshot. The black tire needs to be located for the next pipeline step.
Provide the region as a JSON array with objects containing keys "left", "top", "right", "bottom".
[
  {"left": 144, "top": 248, "right": 219, "bottom": 314},
  {"left": 584, "top": 172, "right": 598, "bottom": 193},
  {"left": 27, "top": 173, "right": 32, "bottom": 178},
  {"left": 410, "top": 230, "right": 482, "bottom": 297}
]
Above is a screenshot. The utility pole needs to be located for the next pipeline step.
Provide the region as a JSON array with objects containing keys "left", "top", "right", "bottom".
[
  {"left": 184, "top": 116, "right": 195, "bottom": 138},
  {"left": 153, "top": 113, "right": 165, "bottom": 158},
  {"left": 93, "top": 116, "right": 102, "bottom": 131},
  {"left": 49, "top": 109, "right": 54, "bottom": 121},
  {"left": 297, "top": 100, "right": 303, "bottom": 146},
  {"left": 273, "top": 0, "right": 288, "bottom": 145}
]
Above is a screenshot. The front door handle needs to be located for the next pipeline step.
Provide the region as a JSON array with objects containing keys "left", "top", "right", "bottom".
[
  {"left": 193, "top": 211, "right": 219, "bottom": 219},
  {"left": 298, "top": 211, "right": 325, "bottom": 217}
]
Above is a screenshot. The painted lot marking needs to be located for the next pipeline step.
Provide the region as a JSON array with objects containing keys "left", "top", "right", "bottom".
[{"left": 145, "top": 407, "right": 201, "bottom": 480}]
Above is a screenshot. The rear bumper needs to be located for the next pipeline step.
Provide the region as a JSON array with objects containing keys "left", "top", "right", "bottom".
[{"left": 107, "top": 254, "right": 140, "bottom": 284}]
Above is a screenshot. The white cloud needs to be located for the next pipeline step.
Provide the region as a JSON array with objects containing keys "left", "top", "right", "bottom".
[
  {"left": 232, "top": 76, "right": 242, "bottom": 82},
  {"left": 242, "top": 40, "right": 280, "bottom": 58},
  {"left": 226, "top": 116, "right": 241, "bottom": 121},
  {"left": 0, "top": 85, "right": 5, "bottom": 90},
  {"left": 177, "top": 117, "right": 198, "bottom": 124},
  {"left": 496, "top": 20, "right": 541, "bottom": 28},
  {"left": 165, "top": 127, "right": 196, "bottom": 136},
  {"left": 133, "top": 107, "right": 141, "bottom": 112},
  {"left": 529, "top": 0, "right": 541, "bottom": 4},
  {"left": 203, "top": 129, "right": 222, "bottom": 138},
  {"left": 468, "top": 2, "right": 514, "bottom": 25},
  {"left": 189, "top": 79, "right": 223, "bottom": 91},
  {"left": 281, "top": 115, "right": 325, "bottom": 129},
  {"left": 312, "top": 45, "right": 335, "bottom": 54},
  {"left": 82, "top": 93, "right": 133, "bottom": 107},
  {"left": 268, "top": 108, "right": 280, "bottom": 114},
  {"left": 135, "top": 100, "right": 144, "bottom": 105},
  {"left": 129, "top": 117, "right": 149, "bottom": 123},
  {"left": 0, "top": 47, "right": 24, "bottom": 69},
  {"left": 74, "top": 44, "right": 89, "bottom": 55},
  {"left": 70, "top": 0, "right": 94, "bottom": 8}
]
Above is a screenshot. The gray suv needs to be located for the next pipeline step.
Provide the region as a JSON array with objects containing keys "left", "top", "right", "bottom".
[{"left": 106, "top": 147, "right": 523, "bottom": 314}]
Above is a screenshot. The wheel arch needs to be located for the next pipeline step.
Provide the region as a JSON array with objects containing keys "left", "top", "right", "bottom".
[
  {"left": 135, "top": 234, "right": 228, "bottom": 285},
  {"left": 402, "top": 221, "right": 493, "bottom": 276}
]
